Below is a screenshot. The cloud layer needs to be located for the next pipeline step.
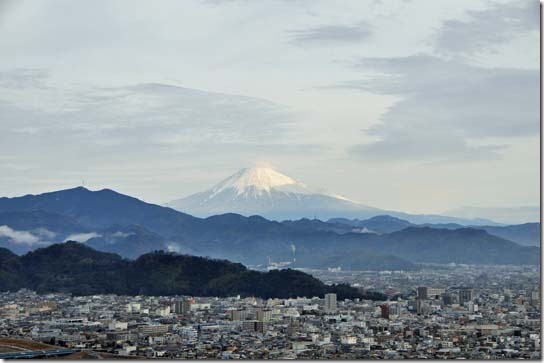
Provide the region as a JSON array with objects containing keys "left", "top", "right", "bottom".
[{"left": 344, "top": 54, "right": 538, "bottom": 162}]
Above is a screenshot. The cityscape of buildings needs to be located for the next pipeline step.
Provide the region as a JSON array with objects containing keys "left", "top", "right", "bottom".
[{"left": 0, "top": 264, "right": 539, "bottom": 359}]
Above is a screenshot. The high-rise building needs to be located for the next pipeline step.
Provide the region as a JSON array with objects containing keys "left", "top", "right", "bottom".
[
  {"left": 530, "top": 291, "right": 540, "bottom": 306},
  {"left": 458, "top": 288, "right": 474, "bottom": 305},
  {"left": 427, "top": 288, "right": 445, "bottom": 300},
  {"left": 380, "top": 304, "right": 390, "bottom": 319},
  {"left": 227, "top": 308, "right": 248, "bottom": 321},
  {"left": 256, "top": 309, "right": 272, "bottom": 322},
  {"left": 417, "top": 287, "right": 428, "bottom": 300},
  {"left": 173, "top": 298, "right": 192, "bottom": 315},
  {"left": 324, "top": 293, "right": 337, "bottom": 312},
  {"left": 389, "top": 303, "right": 401, "bottom": 316},
  {"left": 442, "top": 293, "right": 454, "bottom": 306},
  {"left": 416, "top": 299, "right": 430, "bottom": 315}
]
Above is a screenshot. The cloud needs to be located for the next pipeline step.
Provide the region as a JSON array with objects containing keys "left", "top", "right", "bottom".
[
  {"left": 0, "top": 74, "right": 295, "bottom": 150},
  {"left": 64, "top": 232, "right": 101, "bottom": 242},
  {"left": 435, "top": 0, "right": 539, "bottom": 56},
  {"left": 0, "top": 68, "right": 49, "bottom": 89},
  {"left": 0, "top": 225, "right": 40, "bottom": 244},
  {"left": 338, "top": 54, "right": 538, "bottom": 162},
  {"left": 289, "top": 22, "right": 372, "bottom": 45},
  {"left": 0, "top": 71, "right": 316, "bottom": 180},
  {"left": 111, "top": 231, "right": 135, "bottom": 238},
  {"left": 32, "top": 228, "right": 57, "bottom": 240}
]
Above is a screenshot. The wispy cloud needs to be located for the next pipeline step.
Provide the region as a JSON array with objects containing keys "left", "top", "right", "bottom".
[
  {"left": 435, "top": 0, "right": 539, "bottom": 56},
  {"left": 64, "top": 232, "right": 101, "bottom": 242},
  {"left": 289, "top": 22, "right": 372, "bottom": 45}
]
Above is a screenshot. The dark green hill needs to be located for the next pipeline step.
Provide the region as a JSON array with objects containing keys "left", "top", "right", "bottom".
[
  {"left": 1, "top": 242, "right": 382, "bottom": 300},
  {"left": 0, "top": 247, "right": 23, "bottom": 291},
  {"left": 21, "top": 241, "right": 128, "bottom": 295}
]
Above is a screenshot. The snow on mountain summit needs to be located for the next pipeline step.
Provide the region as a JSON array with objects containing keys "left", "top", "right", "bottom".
[
  {"left": 165, "top": 166, "right": 381, "bottom": 220},
  {"left": 211, "top": 167, "right": 310, "bottom": 196}
]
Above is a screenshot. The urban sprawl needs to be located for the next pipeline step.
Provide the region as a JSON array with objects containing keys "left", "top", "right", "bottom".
[{"left": 0, "top": 264, "right": 540, "bottom": 359}]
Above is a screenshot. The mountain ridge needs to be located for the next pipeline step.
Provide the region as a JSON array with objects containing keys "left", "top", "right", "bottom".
[{"left": 0, "top": 186, "right": 538, "bottom": 269}]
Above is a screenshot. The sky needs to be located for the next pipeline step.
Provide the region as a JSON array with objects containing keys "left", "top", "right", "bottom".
[{"left": 0, "top": 0, "right": 540, "bottom": 215}]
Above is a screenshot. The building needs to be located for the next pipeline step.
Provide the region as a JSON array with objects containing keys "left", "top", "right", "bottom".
[
  {"left": 380, "top": 304, "right": 390, "bottom": 319},
  {"left": 227, "top": 308, "right": 248, "bottom": 321},
  {"left": 442, "top": 293, "right": 455, "bottom": 305},
  {"left": 324, "top": 293, "right": 337, "bottom": 313},
  {"left": 256, "top": 309, "right": 272, "bottom": 322},
  {"left": 417, "top": 287, "right": 428, "bottom": 300},
  {"left": 530, "top": 291, "right": 540, "bottom": 306},
  {"left": 427, "top": 288, "right": 445, "bottom": 299},
  {"left": 458, "top": 288, "right": 474, "bottom": 305},
  {"left": 418, "top": 287, "right": 444, "bottom": 300},
  {"left": 173, "top": 299, "right": 192, "bottom": 315}
]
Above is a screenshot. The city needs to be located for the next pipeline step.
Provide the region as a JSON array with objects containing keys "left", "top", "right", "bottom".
[
  {"left": 0, "top": 0, "right": 539, "bottom": 360},
  {"left": 0, "top": 264, "right": 539, "bottom": 359}
]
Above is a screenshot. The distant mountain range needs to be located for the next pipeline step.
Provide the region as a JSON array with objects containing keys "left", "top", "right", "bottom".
[
  {"left": 328, "top": 215, "right": 540, "bottom": 247},
  {"left": 0, "top": 241, "right": 376, "bottom": 300},
  {"left": 166, "top": 167, "right": 499, "bottom": 225},
  {"left": 0, "top": 187, "right": 539, "bottom": 270},
  {"left": 444, "top": 206, "right": 540, "bottom": 225}
]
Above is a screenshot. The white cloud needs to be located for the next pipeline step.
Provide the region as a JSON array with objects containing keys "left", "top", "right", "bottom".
[
  {"left": 111, "top": 231, "right": 135, "bottom": 238},
  {"left": 32, "top": 228, "right": 57, "bottom": 240},
  {"left": 64, "top": 232, "right": 101, "bottom": 243},
  {"left": 0, "top": 225, "right": 40, "bottom": 244}
]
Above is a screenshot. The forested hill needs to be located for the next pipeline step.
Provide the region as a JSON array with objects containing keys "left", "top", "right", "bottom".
[{"left": 0, "top": 241, "right": 385, "bottom": 301}]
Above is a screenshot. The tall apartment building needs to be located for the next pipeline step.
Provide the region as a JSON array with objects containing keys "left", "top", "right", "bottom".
[
  {"left": 324, "top": 293, "right": 337, "bottom": 313},
  {"left": 458, "top": 288, "right": 474, "bottom": 305},
  {"left": 173, "top": 298, "right": 192, "bottom": 315}
]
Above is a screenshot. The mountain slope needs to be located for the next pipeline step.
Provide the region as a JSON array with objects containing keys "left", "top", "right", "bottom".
[
  {"left": 0, "top": 187, "right": 537, "bottom": 268},
  {"left": 0, "top": 187, "right": 202, "bottom": 238},
  {"left": 0, "top": 247, "right": 22, "bottom": 291},
  {"left": 477, "top": 223, "right": 540, "bottom": 247},
  {"left": 328, "top": 215, "right": 413, "bottom": 234},
  {"left": 370, "top": 227, "right": 538, "bottom": 265}
]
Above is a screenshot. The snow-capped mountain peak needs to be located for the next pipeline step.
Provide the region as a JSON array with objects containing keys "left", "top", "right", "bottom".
[
  {"left": 166, "top": 166, "right": 380, "bottom": 220},
  {"left": 210, "top": 167, "right": 310, "bottom": 196}
]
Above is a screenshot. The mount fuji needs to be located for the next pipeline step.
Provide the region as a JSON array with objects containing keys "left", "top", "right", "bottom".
[{"left": 165, "top": 167, "right": 495, "bottom": 225}]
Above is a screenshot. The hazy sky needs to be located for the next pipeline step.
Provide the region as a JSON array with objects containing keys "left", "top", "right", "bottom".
[{"left": 0, "top": 0, "right": 539, "bottom": 214}]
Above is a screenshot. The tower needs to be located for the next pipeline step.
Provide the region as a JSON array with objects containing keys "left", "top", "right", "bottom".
[{"left": 324, "top": 293, "right": 337, "bottom": 313}]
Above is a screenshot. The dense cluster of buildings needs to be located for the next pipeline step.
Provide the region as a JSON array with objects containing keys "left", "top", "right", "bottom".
[{"left": 0, "top": 264, "right": 539, "bottom": 359}]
